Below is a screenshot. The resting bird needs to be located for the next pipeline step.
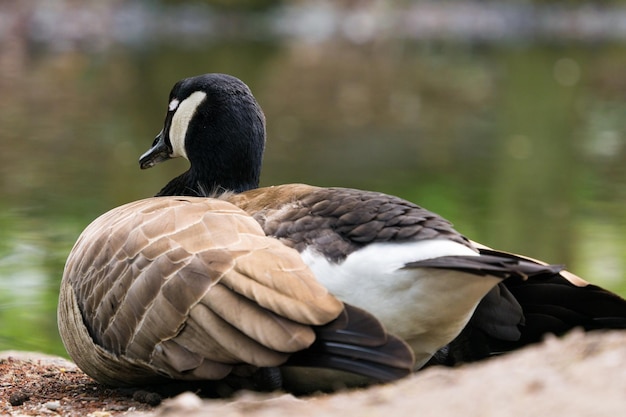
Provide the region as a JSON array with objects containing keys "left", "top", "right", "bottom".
[
  {"left": 139, "top": 73, "right": 625, "bottom": 371},
  {"left": 58, "top": 197, "right": 415, "bottom": 393}
]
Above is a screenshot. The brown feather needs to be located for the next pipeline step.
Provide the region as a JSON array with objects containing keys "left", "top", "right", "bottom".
[
  {"left": 225, "top": 184, "right": 474, "bottom": 262},
  {"left": 59, "top": 197, "right": 345, "bottom": 385}
]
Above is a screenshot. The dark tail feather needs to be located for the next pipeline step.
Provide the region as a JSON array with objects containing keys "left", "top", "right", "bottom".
[
  {"left": 502, "top": 278, "right": 626, "bottom": 342},
  {"left": 405, "top": 253, "right": 563, "bottom": 280},
  {"left": 478, "top": 247, "right": 626, "bottom": 338},
  {"left": 285, "top": 304, "right": 415, "bottom": 382},
  {"left": 428, "top": 248, "right": 626, "bottom": 366}
]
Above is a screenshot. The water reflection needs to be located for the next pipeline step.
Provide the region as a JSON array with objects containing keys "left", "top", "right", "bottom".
[{"left": 1, "top": 6, "right": 625, "bottom": 356}]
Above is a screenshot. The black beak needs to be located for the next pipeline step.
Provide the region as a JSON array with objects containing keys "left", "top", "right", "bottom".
[{"left": 139, "top": 130, "right": 171, "bottom": 169}]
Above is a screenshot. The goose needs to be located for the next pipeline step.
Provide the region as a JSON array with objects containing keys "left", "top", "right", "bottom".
[
  {"left": 58, "top": 197, "right": 416, "bottom": 392},
  {"left": 139, "top": 73, "right": 625, "bottom": 371}
]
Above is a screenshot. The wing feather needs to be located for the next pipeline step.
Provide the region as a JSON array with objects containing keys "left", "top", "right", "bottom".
[{"left": 60, "top": 197, "right": 344, "bottom": 385}]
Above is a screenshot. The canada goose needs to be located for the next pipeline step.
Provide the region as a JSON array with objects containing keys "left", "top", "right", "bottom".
[
  {"left": 138, "top": 73, "right": 626, "bottom": 370},
  {"left": 58, "top": 197, "right": 415, "bottom": 391}
]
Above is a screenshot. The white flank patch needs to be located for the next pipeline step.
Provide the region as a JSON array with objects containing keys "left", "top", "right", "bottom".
[
  {"left": 301, "top": 240, "right": 479, "bottom": 293},
  {"left": 169, "top": 91, "right": 207, "bottom": 159},
  {"left": 300, "top": 239, "right": 501, "bottom": 366}
]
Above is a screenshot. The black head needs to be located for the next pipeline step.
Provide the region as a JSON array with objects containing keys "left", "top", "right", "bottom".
[{"left": 139, "top": 73, "right": 266, "bottom": 196}]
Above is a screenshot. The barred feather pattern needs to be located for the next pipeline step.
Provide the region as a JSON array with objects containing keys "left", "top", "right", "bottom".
[
  {"left": 226, "top": 184, "right": 474, "bottom": 262},
  {"left": 59, "top": 197, "right": 343, "bottom": 385}
]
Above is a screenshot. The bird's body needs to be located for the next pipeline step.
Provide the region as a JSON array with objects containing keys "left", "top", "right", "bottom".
[
  {"left": 59, "top": 197, "right": 415, "bottom": 390},
  {"left": 137, "top": 72, "right": 626, "bottom": 371}
]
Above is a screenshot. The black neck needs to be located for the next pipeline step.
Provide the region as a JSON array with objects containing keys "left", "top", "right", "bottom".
[{"left": 155, "top": 167, "right": 259, "bottom": 197}]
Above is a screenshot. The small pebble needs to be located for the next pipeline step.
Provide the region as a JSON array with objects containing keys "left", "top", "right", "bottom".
[
  {"left": 105, "top": 404, "right": 128, "bottom": 411},
  {"left": 88, "top": 411, "right": 111, "bottom": 417},
  {"left": 132, "top": 390, "right": 162, "bottom": 406},
  {"left": 160, "top": 392, "right": 203, "bottom": 413},
  {"left": 44, "top": 400, "right": 61, "bottom": 411},
  {"left": 9, "top": 392, "right": 30, "bottom": 406}
]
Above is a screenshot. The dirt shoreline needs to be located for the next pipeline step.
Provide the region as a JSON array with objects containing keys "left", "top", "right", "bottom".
[{"left": 2, "top": 330, "right": 625, "bottom": 417}]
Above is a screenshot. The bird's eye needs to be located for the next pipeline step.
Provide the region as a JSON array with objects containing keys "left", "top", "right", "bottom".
[{"left": 169, "top": 99, "right": 180, "bottom": 112}]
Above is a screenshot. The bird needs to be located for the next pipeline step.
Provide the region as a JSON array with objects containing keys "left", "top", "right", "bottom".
[
  {"left": 138, "top": 73, "right": 626, "bottom": 372},
  {"left": 58, "top": 197, "right": 416, "bottom": 393}
]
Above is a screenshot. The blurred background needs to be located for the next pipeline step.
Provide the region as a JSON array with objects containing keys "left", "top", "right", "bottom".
[{"left": 1, "top": 0, "right": 625, "bottom": 356}]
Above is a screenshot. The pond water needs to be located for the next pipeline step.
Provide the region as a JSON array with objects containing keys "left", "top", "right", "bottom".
[{"left": 1, "top": 5, "right": 626, "bottom": 356}]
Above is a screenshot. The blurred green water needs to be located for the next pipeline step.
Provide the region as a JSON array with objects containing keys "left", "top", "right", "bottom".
[{"left": 0, "top": 37, "right": 625, "bottom": 356}]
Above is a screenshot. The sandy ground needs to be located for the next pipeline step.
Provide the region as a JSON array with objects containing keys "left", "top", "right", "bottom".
[{"left": 2, "top": 330, "right": 625, "bottom": 417}]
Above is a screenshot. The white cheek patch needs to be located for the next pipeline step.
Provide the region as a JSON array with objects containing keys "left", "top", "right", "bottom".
[
  {"left": 168, "top": 99, "right": 180, "bottom": 111},
  {"left": 169, "top": 91, "right": 207, "bottom": 159},
  {"left": 169, "top": 91, "right": 206, "bottom": 160}
]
